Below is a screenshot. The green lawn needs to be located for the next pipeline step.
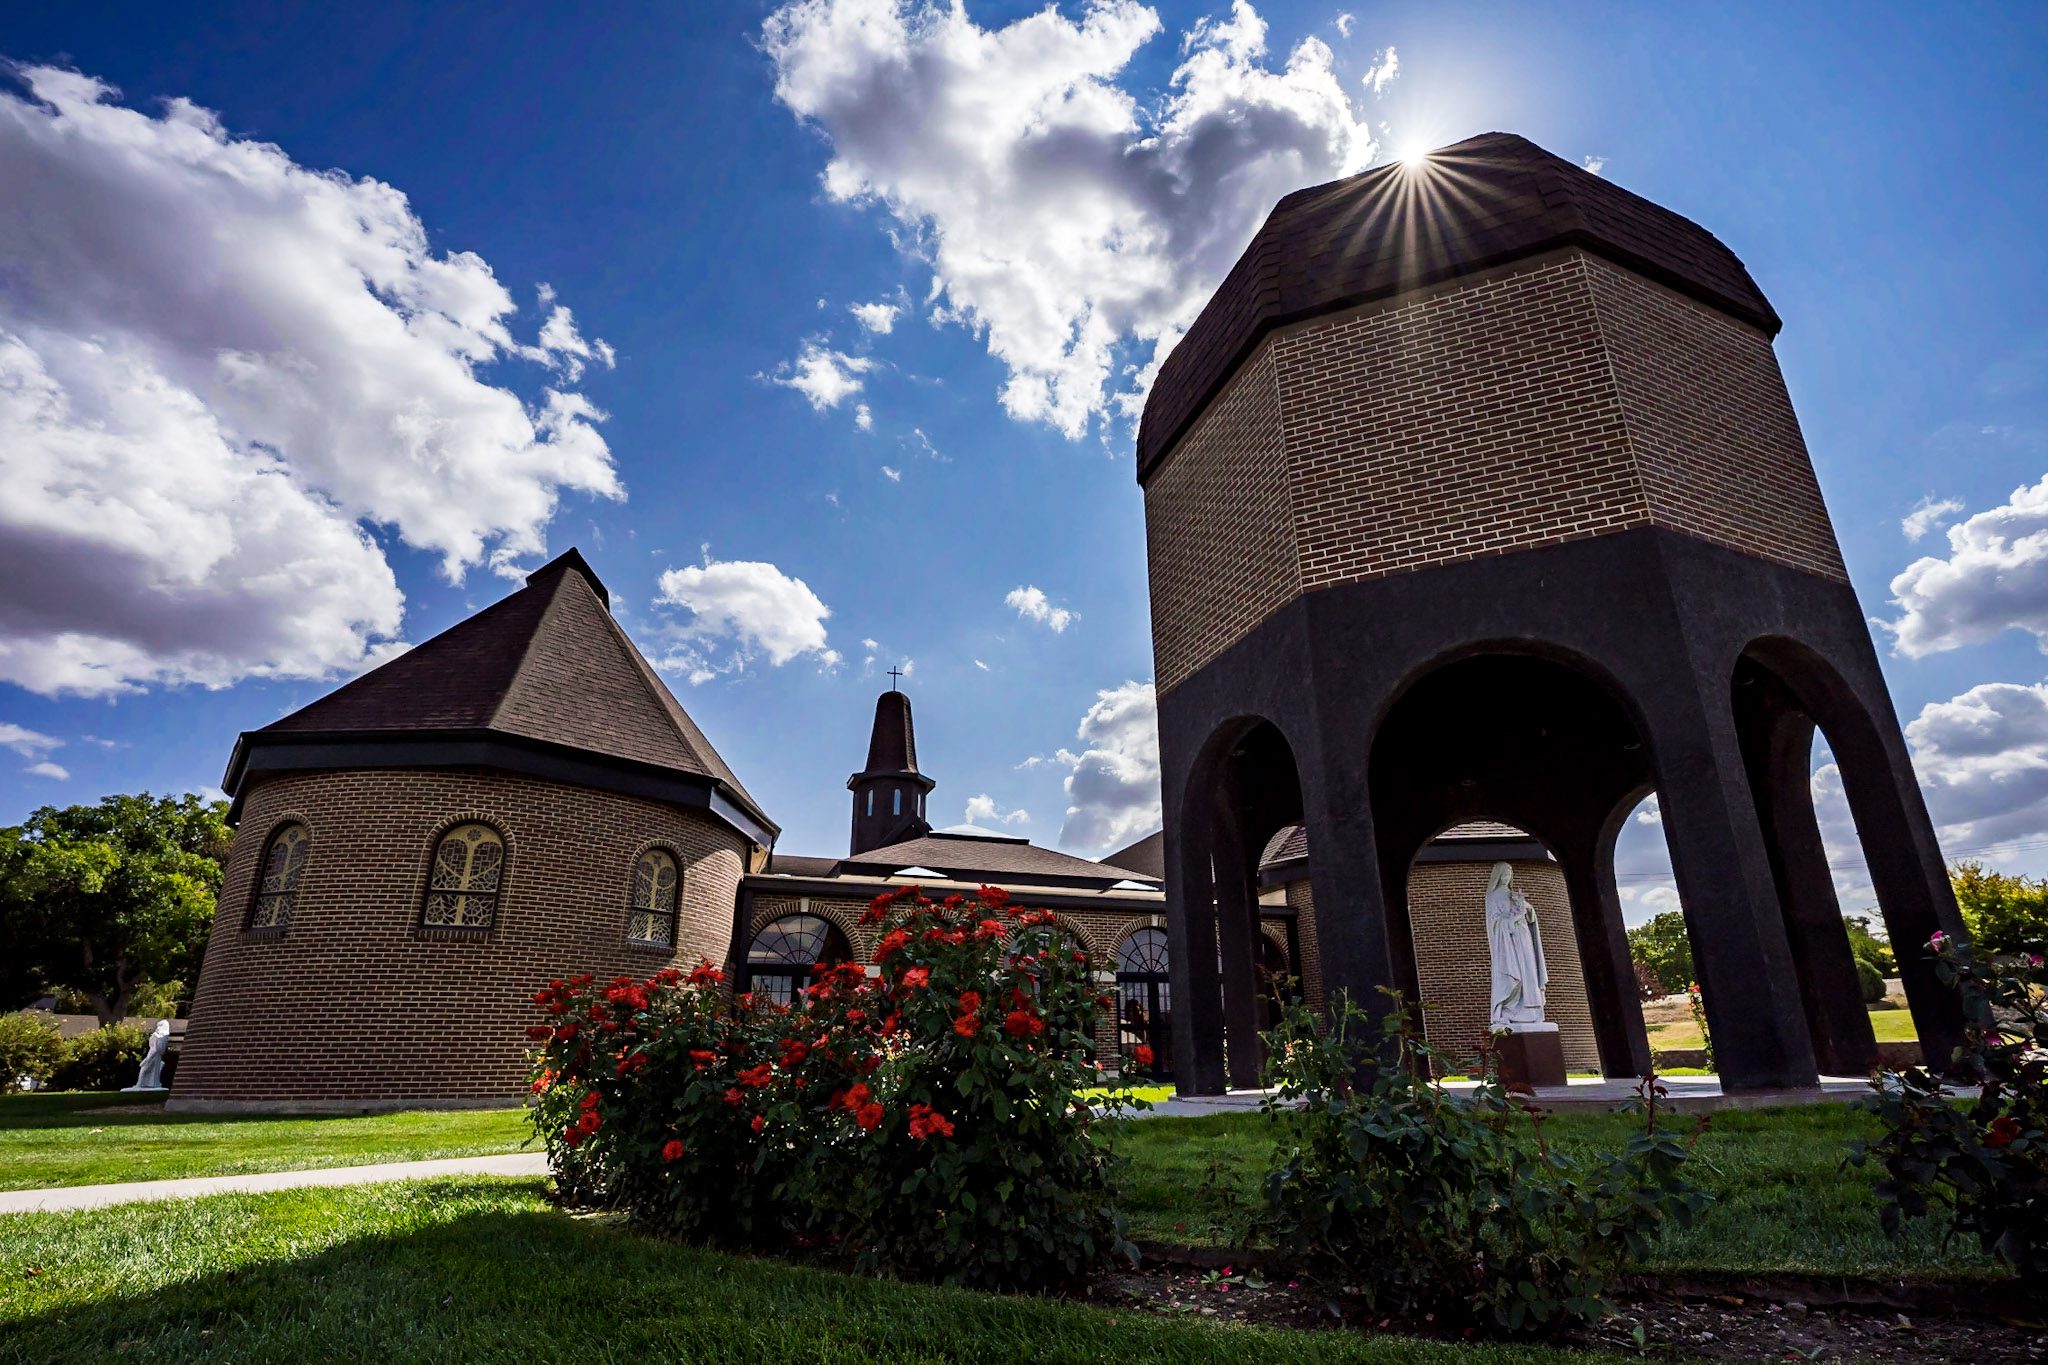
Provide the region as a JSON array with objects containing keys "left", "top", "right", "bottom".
[
  {"left": 1646, "top": 1003, "right": 1918, "bottom": 1053},
  {"left": 1108, "top": 1105, "right": 2005, "bottom": 1282},
  {"left": 0, "top": 1093, "right": 531, "bottom": 1190},
  {"left": 0, "top": 1177, "right": 1613, "bottom": 1365}
]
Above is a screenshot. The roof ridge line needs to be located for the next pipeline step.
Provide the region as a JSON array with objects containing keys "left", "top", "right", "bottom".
[{"left": 484, "top": 570, "right": 569, "bottom": 730}]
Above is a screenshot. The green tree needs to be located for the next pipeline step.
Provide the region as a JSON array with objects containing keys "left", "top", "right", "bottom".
[
  {"left": 1950, "top": 860, "right": 2048, "bottom": 956},
  {"left": 0, "top": 793, "right": 231, "bottom": 1026},
  {"left": 1627, "top": 910, "right": 1694, "bottom": 996},
  {"left": 1843, "top": 914, "right": 1896, "bottom": 977}
]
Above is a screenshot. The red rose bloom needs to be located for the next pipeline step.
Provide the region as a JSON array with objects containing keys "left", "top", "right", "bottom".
[
  {"left": 662, "top": 1138, "right": 686, "bottom": 1162},
  {"left": 723, "top": 1087, "right": 744, "bottom": 1106},
  {"left": 525, "top": 1025, "right": 553, "bottom": 1041},
  {"left": 751, "top": 1114, "right": 767, "bottom": 1134},
  {"left": 1987, "top": 1115, "right": 2022, "bottom": 1149},
  {"left": 689, "top": 1049, "right": 717, "bottom": 1070},
  {"left": 1132, "top": 1044, "right": 1155, "bottom": 1067},
  {"left": 855, "top": 1102, "right": 885, "bottom": 1131},
  {"left": 842, "top": 1082, "right": 872, "bottom": 1111},
  {"left": 737, "top": 1064, "right": 774, "bottom": 1089},
  {"left": 1004, "top": 1009, "right": 1044, "bottom": 1038},
  {"left": 561, "top": 1125, "right": 585, "bottom": 1148},
  {"left": 907, "top": 1103, "right": 955, "bottom": 1141},
  {"left": 901, "top": 966, "right": 931, "bottom": 990},
  {"left": 957, "top": 990, "right": 982, "bottom": 1014}
]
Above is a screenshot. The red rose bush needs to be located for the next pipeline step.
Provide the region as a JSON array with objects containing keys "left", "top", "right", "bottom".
[{"left": 528, "top": 885, "right": 1142, "bottom": 1288}]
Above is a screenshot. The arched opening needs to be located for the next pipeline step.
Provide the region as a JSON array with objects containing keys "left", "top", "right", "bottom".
[
  {"left": 1401, "top": 822, "right": 1604, "bottom": 1076},
  {"left": 1114, "top": 926, "right": 1173, "bottom": 1081},
  {"left": 744, "top": 913, "right": 853, "bottom": 1007},
  {"left": 1368, "top": 650, "right": 1657, "bottom": 1078},
  {"left": 1174, "top": 717, "right": 1307, "bottom": 1091},
  {"left": 1731, "top": 640, "right": 1964, "bottom": 1072}
]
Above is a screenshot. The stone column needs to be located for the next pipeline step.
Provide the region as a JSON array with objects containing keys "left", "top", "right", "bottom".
[
  {"left": 1558, "top": 816, "right": 1653, "bottom": 1078},
  {"left": 1642, "top": 687, "right": 1820, "bottom": 1092},
  {"left": 1163, "top": 820, "right": 1228, "bottom": 1096}
]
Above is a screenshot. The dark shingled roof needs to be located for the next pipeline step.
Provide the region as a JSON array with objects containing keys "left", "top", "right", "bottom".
[
  {"left": 1137, "top": 131, "right": 1781, "bottom": 480},
  {"left": 861, "top": 689, "right": 920, "bottom": 774},
  {"left": 843, "top": 831, "right": 1158, "bottom": 889},
  {"left": 1104, "top": 830, "right": 1165, "bottom": 880},
  {"left": 250, "top": 548, "right": 773, "bottom": 834}
]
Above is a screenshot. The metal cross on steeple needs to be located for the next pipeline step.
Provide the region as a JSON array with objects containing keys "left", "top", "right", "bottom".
[{"left": 887, "top": 665, "right": 903, "bottom": 691}]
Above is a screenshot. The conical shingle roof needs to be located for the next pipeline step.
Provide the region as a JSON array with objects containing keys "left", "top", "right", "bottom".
[
  {"left": 1138, "top": 131, "right": 1780, "bottom": 478},
  {"left": 231, "top": 549, "right": 774, "bottom": 840}
]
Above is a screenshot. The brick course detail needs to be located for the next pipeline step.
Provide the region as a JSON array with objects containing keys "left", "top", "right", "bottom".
[
  {"left": 1145, "top": 250, "right": 1848, "bottom": 693},
  {"left": 174, "top": 768, "right": 746, "bottom": 1109}
]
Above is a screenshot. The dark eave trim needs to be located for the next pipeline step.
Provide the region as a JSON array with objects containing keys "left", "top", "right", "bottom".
[
  {"left": 739, "top": 874, "right": 1165, "bottom": 915},
  {"left": 225, "top": 729, "right": 779, "bottom": 848},
  {"left": 1258, "top": 837, "right": 1551, "bottom": 889}
]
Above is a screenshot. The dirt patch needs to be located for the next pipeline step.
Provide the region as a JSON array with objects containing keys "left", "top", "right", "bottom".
[{"left": 1097, "top": 1260, "right": 2046, "bottom": 1363}]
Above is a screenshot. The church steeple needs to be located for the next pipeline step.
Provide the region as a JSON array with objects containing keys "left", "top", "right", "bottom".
[{"left": 847, "top": 682, "right": 935, "bottom": 855}]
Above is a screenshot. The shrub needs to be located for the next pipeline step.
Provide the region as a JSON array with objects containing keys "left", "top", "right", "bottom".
[
  {"left": 1852, "top": 932, "right": 2046, "bottom": 1276},
  {"left": 1855, "top": 956, "right": 1887, "bottom": 1005},
  {"left": 1256, "top": 995, "right": 1710, "bottom": 1333},
  {"left": 1951, "top": 860, "right": 2048, "bottom": 955},
  {"left": 1627, "top": 911, "right": 1694, "bottom": 995},
  {"left": 1686, "top": 982, "right": 1715, "bottom": 1073},
  {"left": 0, "top": 1011, "right": 63, "bottom": 1089},
  {"left": 49, "top": 1023, "right": 149, "bottom": 1090},
  {"left": 528, "top": 884, "right": 1141, "bottom": 1289},
  {"left": 1844, "top": 915, "right": 1896, "bottom": 977}
]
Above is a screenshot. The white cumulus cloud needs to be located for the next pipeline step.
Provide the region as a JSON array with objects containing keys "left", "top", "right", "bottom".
[
  {"left": 1006, "top": 585, "right": 1077, "bottom": 633},
  {"left": 850, "top": 300, "right": 900, "bottom": 333},
  {"left": 25, "top": 760, "right": 69, "bottom": 780},
  {"left": 762, "top": 0, "right": 1382, "bottom": 439},
  {"left": 0, "top": 723, "right": 61, "bottom": 759},
  {"left": 1056, "top": 680, "right": 1161, "bottom": 852},
  {"left": 1900, "top": 495, "right": 1965, "bottom": 543},
  {"left": 855, "top": 402, "right": 874, "bottom": 431},
  {"left": 1361, "top": 45, "right": 1398, "bottom": 95},
  {"left": 0, "top": 66, "right": 618, "bottom": 696},
  {"left": 768, "top": 340, "right": 873, "bottom": 410},
  {"left": 1883, "top": 478, "right": 2048, "bottom": 656},
  {"left": 964, "top": 793, "right": 1030, "bottom": 826},
  {"left": 654, "top": 549, "right": 840, "bottom": 683}
]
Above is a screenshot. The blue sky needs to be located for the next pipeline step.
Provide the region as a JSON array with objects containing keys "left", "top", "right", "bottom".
[{"left": 2, "top": 2, "right": 2045, "bottom": 924}]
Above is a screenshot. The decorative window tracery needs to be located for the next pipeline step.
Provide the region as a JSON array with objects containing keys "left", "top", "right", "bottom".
[
  {"left": 745, "top": 913, "right": 852, "bottom": 1007},
  {"left": 247, "top": 823, "right": 310, "bottom": 930},
  {"left": 627, "top": 848, "right": 680, "bottom": 947},
  {"left": 421, "top": 822, "right": 505, "bottom": 929}
]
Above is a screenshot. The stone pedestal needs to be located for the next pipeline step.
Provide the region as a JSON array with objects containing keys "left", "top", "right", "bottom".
[{"left": 1495, "top": 1022, "right": 1566, "bottom": 1093}]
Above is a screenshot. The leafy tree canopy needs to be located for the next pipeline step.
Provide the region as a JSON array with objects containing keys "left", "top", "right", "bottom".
[
  {"left": 1626, "top": 910, "right": 1694, "bottom": 996},
  {"left": 1950, "top": 860, "right": 2048, "bottom": 956},
  {"left": 0, "top": 793, "right": 231, "bottom": 1024}
]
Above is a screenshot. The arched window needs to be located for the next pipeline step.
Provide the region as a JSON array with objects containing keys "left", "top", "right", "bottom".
[
  {"left": 422, "top": 823, "right": 505, "bottom": 929},
  {"left": 247, "top": 823, "right": 310, "bottom": 930},
  {"left": 1114, "top": 927, "right": 1173, "bottom": 1080},
  {"left": 627, "top": 848, "right": 680, "bottom": 947},
  {"left": 745, "top": 913, "right": 852, "bottom": 1007},
  {"left": 892, "top": 787, "right": 902, "bottom": 816},
  {"left": 866, "top": 790, "right": 875, "bottom": 817}
]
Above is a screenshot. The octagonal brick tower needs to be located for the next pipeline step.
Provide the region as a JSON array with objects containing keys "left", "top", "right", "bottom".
[{"left": 1140, "top": 133, "right": 1963, "bottom": 1097}]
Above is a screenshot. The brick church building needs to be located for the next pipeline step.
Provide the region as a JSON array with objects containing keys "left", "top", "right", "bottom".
[
  {"left": 176, "top": 130, "right": 1956, "bottom": 1109},
  {"left": 172, "top": 542, "right": 1576, "bottom": 1110}
]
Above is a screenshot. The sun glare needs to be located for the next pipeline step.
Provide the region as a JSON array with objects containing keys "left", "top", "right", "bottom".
[{"left": 1398, "top": 139, "right": 1433, "bottom": 169}]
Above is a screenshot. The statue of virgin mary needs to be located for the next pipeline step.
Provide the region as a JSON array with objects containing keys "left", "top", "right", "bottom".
[{"left": 1485, "top": 862, "right": 1548, "bottom": 1030}]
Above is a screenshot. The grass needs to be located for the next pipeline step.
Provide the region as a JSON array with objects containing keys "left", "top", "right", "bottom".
[
  {"left": 1108, "top": 1105, "right": 2005, "bottom": 1282},
  {"left": 1644, "top": 1002, "right": 1919, "bottom": 1053},
  {"left": 0, "top": 1093, "right": 531, "bottom": 1191},
  {"left": 0, "top": 1177, "right": 1615, "bottom": 1365}
]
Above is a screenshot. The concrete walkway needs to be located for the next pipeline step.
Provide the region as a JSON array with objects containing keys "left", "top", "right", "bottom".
[
  {"left": 1149, "top": 1073, "right": 1879, "bottom": 1118},
  {"left": 0, "top": 1151, "right": 548, "bottom": 1215}
]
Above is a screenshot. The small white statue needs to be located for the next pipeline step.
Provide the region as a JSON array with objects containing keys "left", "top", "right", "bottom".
[
  {"left": 1486, "top": 862, "right": 1549, "bottom": 1031},
  {"left": 125, "top": 1019, "right": 171, "bottom": 1092}
]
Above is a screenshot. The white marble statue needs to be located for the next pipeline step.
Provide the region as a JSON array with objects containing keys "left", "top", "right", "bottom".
[
  {"left": 125, "top": 1019, "right": 170, "bottom": 1092},
  {"left": 1485, "top": 862, "right": 1549, "bottom": 1030}
]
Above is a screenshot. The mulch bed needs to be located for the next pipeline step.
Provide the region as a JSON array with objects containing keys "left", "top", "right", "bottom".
[{"left": 1098, "top": 1247, "right": 2047, "bottom": 1363}]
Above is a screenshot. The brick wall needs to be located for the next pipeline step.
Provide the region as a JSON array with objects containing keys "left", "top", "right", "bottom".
[
  {"left": 1584, "top": 255, "right": 1847, "bottom": 580},
  {"left": 1142, "top": 345, "right": 1300, "bottom": 695},
  {"left": 174, "top": 768, "right": 747, "bottom": 1110},
  {"left": 1144, "top": 249, "right": 1847, "bottom": 694},
  {"left": 1404, "top": 860, "right": 1600, "bottom": 1074}
]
